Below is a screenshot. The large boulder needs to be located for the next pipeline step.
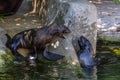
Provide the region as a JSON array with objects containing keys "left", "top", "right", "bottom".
[{"left": 47, "top": 0, "right": 97, "bottom": 64}]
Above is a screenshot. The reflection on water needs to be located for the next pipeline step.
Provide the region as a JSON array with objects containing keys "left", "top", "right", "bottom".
[
  {"left": 0, "top": 54, "right": 83, "bottom": 80},
  {"left": 0, "top": 54, "right": 98, "bottom": 80},
  {"left": 97, "top": 59, "right": 120, "bottom": 80},
  {"left": 1, "top": 47, "right": 120, "bottom": 80},
  {"left": 96, "top": 45, "right": 120, "bottom": 80}
]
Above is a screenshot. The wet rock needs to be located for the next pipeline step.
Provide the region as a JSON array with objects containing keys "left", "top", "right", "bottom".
[
  {"left": 0, "top": 27, "right": 7, "bottom": 53},
  {"left": 98, "top": 32, "right": 120, "bottom": 41},
  {"left": 0, "top": 27, "right": 7, "bottom": 68}
]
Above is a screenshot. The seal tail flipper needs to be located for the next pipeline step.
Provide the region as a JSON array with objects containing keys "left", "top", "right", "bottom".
[
  {"left": 43, "top": 49, "right": 65, "bottom": 61},
  {"left": 5, "top": 34, "right": 12, "bottom": 49}
]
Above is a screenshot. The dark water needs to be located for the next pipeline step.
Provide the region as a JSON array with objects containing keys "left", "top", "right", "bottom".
[
  {"left": 97, "top": 61, "right": 120, "bottom": 80},
  {"left": 96, "top": 47, "right": 120, "bottom": 80},
  {"left": 0, "top": 46, "right": 120, "bottom": 80},
  {"left": 0, "top": 54, "right": 83, "bottom": 80},
  {"left": 95, "top": 41, "right": 120, "bottom": 80}
]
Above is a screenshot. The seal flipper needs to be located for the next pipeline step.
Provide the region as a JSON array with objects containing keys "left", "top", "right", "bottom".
[
  {"left": 43, "top": 49, "right": 65, "bottom": 61},
  {"left": 78, "top": 36, "right": 94, "bottom": 68}
]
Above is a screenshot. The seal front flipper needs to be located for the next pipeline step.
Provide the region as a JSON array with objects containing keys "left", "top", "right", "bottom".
[
  {"left": 78, "top": 36, "right": 95, "bottom": 68},
  {"left": 43, "top": 49, "right": 65, "bottom": 61}
]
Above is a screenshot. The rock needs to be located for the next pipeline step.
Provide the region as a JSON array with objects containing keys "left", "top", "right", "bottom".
[
  {"left": 0, "top": 27, "right": 7, "bottom": 54},
  {"left": 0, "top": 27, "right": 7, "bottom": 68},
  {"left": 96, "top": 1, "right": 120, "bottom": 41},
  {"left": 47, "top": 0, "right": 97, "bottom": 64},
  {"left": 98, "top": 32, "right": 120, "bottom": 41}
]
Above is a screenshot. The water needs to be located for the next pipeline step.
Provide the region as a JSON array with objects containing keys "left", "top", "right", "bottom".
[
  {"left": 1, "top": 49, "right": 120, "bottom": 80},
  {"left": 96, "top": 39, "right": 120, "bottom": 80},
  {"left": 0, "top": 53, "right": 83, "bottom": 80},
  {"left": 97, "top": 61, "right": 120, "bottom": 80}
]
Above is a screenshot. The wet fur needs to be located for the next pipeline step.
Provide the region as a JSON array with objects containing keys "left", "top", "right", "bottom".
[
  {"left": 6, "top": 23, "right": 70, "bottom": 65},
  {"left": 72, "top": 36, "right": 95, "bottom": 76},
  {"left": 72, "top": 36, "right": 94, "bottom": 68}
]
